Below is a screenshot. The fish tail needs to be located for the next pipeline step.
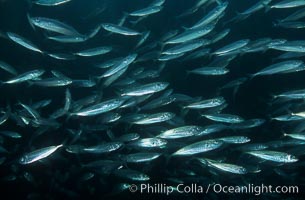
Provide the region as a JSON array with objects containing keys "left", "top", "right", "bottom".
[
  {"left": 26, "top": 13, "right": 35, "bottom": 31},
  {"left": 264, "top": 5, "right": 271, "bottom": 13}
]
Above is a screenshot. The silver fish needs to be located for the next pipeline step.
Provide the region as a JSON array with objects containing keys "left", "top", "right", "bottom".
[
  {"left": 218, "top": 136, "right": 251, "bottom": 144},
  {"left": 33, "top": 0, "right": 72, "bottom": 6},
  {"left": 188, "top": 67, "right": 229, "bottom": 75},
  {"left": 269, "top": 41, "right": 305, "bottom": 53},
  {"left": 165, "top": 25, "right": 214, "bottom": 44},
  {"left": 19, "top": 144, "right": 63, "bottom": 164},
  {"left": 47, "top": 35, "right": 88, "bottom": 43},
  {"left": 0, "top": 131, "right": 22, "bottom": 139},
  {"left": 124, "top": 153, "right": 161, "bottom": 163},
  {"left": 133, "top": 112, "right": 175, "bottom": 124},
  {"left": 247, "top": 150, "right": 298, "bottom": 163},
  {"left": 0, "top": 61, "right": 18, "bottom": 75},
  {"left": 251, "top": 60, "right": 304, "bottom": 77},
  {"left": 4, "top": 69, "right": 45, "bottom": 84},
  {"left": 102, "top": 23, "right": 141, "bottom": 35},
  {"left": 173, "top": 139, "right": 223, "bottom": 156},
  {"left": 271, "top": 0, "right": 305, "bottom": 9},
  {"left": 7, "top": 32, "right": 43, "bottom": 54},
  {"left": 32, "top": 78, "right": 72, "bottom": 87},
  {"left": 114, "top": 169, "right": 150, "bottom": 181},
  {"left": 129, "top": 6, "right": 163, "bottom": 17},
  {"left": 83, "top": 142, "right": 123, "bottom": 154},
  {"left": 130, "top": 138, "right": 167, "bottom": 148},
  {"left": 189, "top": 2, "right": 228, "bottom": 29},
  {"left": 157, "top": 126, "right": 206, "bottom": 139},
  {"left": 213, "top": 39, "right": 250, "bottom": 56},
  {"left": 100, "top": 54, "right": 137, "bottom": 78},
  {"left": 72, "top": 98, "right": 126, "bottom": 116},
  {"left": 198, "top": 158, "right": 247, "bottom": 174},
  {"left": 162, "top": 39, "right": 208, "bottom": 55},
  {"left": 121, "top": 82, "right": 169, "bottom": 96},
  {"left": 29, "top": 16, "right": 82, "bottom": 36},
  {"left": 184, "top": 97, "right": 225, "bottom": 109},
  {"left": 202, "top": 113, "right": 245, "bottom": 123},
  {"left": 75, "top": 46, "right": 112, "bottom": 57},
  {"left": 284, "top": 133, "right": 305, "bottom": 141}
]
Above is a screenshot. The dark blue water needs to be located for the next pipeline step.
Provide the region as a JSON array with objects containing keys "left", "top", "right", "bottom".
[{"left": 0, "top": 0, "right": 305, "bottom": 199}]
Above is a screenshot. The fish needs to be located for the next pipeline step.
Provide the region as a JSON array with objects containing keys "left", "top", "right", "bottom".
[
  {"left": 19, "top": 144, "right": 63, "bottom": 164},
  {"left": 213, "top": 39, "right": 250, "bottom": 56},
  {"left": 273, "top": 88, "right": 305, "bottom": 99},
  {"left": 218, "top": 136, "right": 251, "bottom": 144},
  {"left": 162, "top": 39, "right": 208, "bottom": 55},
  {"left": 113, "top": 169, "right": 150, "bottom": 181},
  {"left": 123, "top": 152, "right": 161, "bottom": 163},
  {"left": 251, "top": 60, "right": 305, "bottom": 77},
  {"left": 33, "top": 0, "right": 72, "bottom": 6},
  {"left": 28, "top": 16, "right": 82, "bottom": 36},
  {"left": 47, "top": 35, "right": 88, "bottom": 43},
  {"left": 269, "top": 41, "right": 305, "bottom": 53},
  {"left": 271, "top": 0, "right": 305, "bottom": 9},
  {"left": 184, "top": 97, "right": 225, "bottom": 109},
  {"left": 101, "top": 23, "right": 141, "bottom": 35},
  {"left": 173, "top": 139, "right": 223, "bottom": 156},
  {"left": 7, "top": 32, "right": 43, "bottom": 54},
  {"left": 157, "top": 126, "right": 206, "bottom": 139},
  {"left": 246, "top": 150, "right": 298, "bottom": 163},
  {"left": 202, "top": 113, "right": 245, "bottom": 123},
  {"left": 135, "top": 31, "right": 151, "bottom": 48},
  {"left": 188, "top": 67, "right": 229, "bottom": 76},
  {"left": 99, "top": 53, "right": 137, "bottom": 78},
  {"left": 74, "top": 46, "right": 112, "bottom": 57},
  {"left": 275, "top": 21, "right": 305, "bottom": 29},
  {"left": 129, "top": 5, "right": 163, "bottom": 17},
  {"left": 235, "top": 0, "right": 272, "bottom": 18},
  {"left": 279, "top": 7, "right": 305, "bottom": 22},
  {"left": 47, "top": 53, "right": 77, "bottom": 60},
  {"left": 130, "top": 138, "right": 167, "bottom": 148},
  {"left": 198, "top": 158, "right": 248, "bottom": 174},
  {"left": 165, "top": 25, "right": 214, "bottom": 44},
  {"left": 188, "top": 2, "right": 229, "bottom": 29},
  {"left": 32, "top": 77, "right": 72, "bottom": 87},
  {"left": 121, "top": 82, "right": 169, "bottom": 96},
  {"left": 284, "top": 132, "right": 305, "bottom": 141},
  {"left": 1, "top": 0, "right": 305, "bottom": 198},
  {"left": 4, "top": 69, "right": 45, "bottom": 84},
  {"left": 83, "top": 142, "right": 123, "bottom": 154},
  {"left": 0, "top": 61, "right": 18, "bottom": 75},
  {"left": 71, "top": 98, "right": 126, "bottom": 117},
  {"left": 132, "top": 112, "right": 175, "bottom": 124},
  {"left": 0, "top": 131, "right": 22, "bottom": 139}
]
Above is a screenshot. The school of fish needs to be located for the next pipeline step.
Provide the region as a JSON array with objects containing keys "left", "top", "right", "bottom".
[{"left": 0, "top": 0, "right": 305, "bottom": 199}]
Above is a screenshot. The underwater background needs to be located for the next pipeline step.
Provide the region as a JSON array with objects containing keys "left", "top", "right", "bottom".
[{"left": 0, "top": 0, "right": 305, "bottom": 199}]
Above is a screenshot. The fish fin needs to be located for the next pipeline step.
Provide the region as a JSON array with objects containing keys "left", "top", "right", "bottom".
[
  {"left": 87, "top": 25, "right": 101, "bottom": 39},
  {"left": 181, "top": 26, "right": 190, "bottom": 30},
  {"left": 106, "top": 129, "right": 115, "bottom": 141},
  {"left": 264, "top": 5, "right": 271, "bottom": 13},
  {"left": 215, "top": 0, "right": 222, "bottom": 5},
  {"left": 232, "top": 86, "right": 239, "bottom": 102},
  {"left": 26, "top": 13, "right": 35, "bottom": 31},
  {"left": 186, "top": 70, "right": 192, "bottom": 77},
  {"left": 247, "top": 73, "right": 256, "bottom": 80}
]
